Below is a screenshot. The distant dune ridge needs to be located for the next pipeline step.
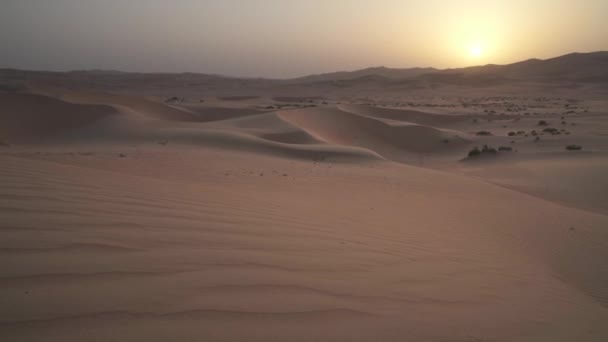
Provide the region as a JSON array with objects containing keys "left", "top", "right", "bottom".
[
  {"left": 1, "top": 51, "right": 607, "bottom": 92},
  {"left": 1, "top": 51, "right": 608, "bottom": 341}
]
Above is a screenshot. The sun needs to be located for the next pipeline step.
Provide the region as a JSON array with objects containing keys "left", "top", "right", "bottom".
[{"left": 470, "top": 45, "right": 483, "bottom": 58}]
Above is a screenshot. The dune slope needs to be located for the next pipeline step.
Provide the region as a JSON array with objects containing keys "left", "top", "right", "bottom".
[
  {"left": 0, "top": 93, "right": 120, "bottom": 143},
  {"left": 279, "top": 107, "right": 470, "bottom": 161},
  {"left": 1, "top": 150, "right": 608, "bottom": 341}
]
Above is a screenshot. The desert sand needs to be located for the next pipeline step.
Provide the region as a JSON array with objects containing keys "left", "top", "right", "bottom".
[{"left": 1, "top": 53, "right": 608, "bottom": 341}]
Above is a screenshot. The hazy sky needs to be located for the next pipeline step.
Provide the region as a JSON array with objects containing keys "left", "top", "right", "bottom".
[{"left": 1, "top": 0, "right": 607, "bottom": 78}]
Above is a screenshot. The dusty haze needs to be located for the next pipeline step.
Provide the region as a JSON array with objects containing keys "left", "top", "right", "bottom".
[{"left": 1, "top": 0, "right": 608, "bottom": 77}]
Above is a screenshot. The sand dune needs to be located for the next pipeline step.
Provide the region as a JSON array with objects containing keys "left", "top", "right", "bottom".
[
  {"left": 279, "top": 107, "right": 470, "bottom": 161},
  {"left": 338, "top": 104, "right": 466, "bottom": 126},
  {"left": 211, "top": 112, "right": 322, "bottom": 145},
  {"left": 28, "top": 86, "right": 204, "bottom": 122},
  {"left": 175, "top": 103, "right": 269, "bottom": 122},
  {"left": 0, "top": 93, "right": 120, "bottom": 143},
  {"left": 2, "top": 150, "right": 608, "bottom": 341}
]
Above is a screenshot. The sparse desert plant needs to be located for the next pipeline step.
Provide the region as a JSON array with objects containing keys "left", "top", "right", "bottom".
[
  {"left": 467, "top": 144, "right": 507, "bottom": 158},
  {"left": 498, "top": 146, "right": 513, "bottom": 152},
  {"left": 508, "top": 131, "right": 516, "bottom": 136},
  {"left": 565, "top": 144, "right": 583, "bottom": 151},
  {"left": 534, "top": 136, "right": 540, "bottom": 142},
  {"left": 543, "top": 127, "right": 560, "bottom": 135},
  {"left": 538, "top": 120, "right": 548, "bottom": 126},
  {"left": 476, "top": 131, "right": 492, "bottom": 136},
  {"left": 468, "top": 147, "right": 481, "bottom": 157},
  {"left": 481, "top": 145, "right": 497, "bottom": 154}
]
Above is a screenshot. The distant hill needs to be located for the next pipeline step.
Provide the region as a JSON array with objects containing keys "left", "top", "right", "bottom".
[
  {"left": 289, "top": 66, "right": 438, "bottom": 83},
  {"left": 288, "top": 51, "right": 608, "bottom": 85},
  {"left": 1, "top": 52, "right": 607, "bottom": 93},
  {"left": 431, "top": 52, "right": 608, "bottom": 83}
]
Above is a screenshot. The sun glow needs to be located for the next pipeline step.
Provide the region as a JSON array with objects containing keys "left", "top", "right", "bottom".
[{"left": 470, "top": 45, "right": 483, "bottom": 58}]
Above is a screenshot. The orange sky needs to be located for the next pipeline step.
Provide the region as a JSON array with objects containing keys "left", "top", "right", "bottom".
[{"left": 1, "top": 0, "right": 607, "bottom": 77}]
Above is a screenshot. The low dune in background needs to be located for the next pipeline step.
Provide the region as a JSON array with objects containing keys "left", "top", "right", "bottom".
[{"left": 2, "top": 57, "right": 608, "bottom": 341}]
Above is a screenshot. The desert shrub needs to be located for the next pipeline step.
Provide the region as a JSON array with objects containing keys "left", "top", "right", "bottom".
[
  {"left": 498, "top": 146, "right": 513, "bottom": 152},
  {"left": 565, "top": 145, "right": 582, "bottom": 151},
  {"left": 476, "top": 131, "right": 492, "bottom": 136},
  {"left": 508, "top": 131, "right": 516, "bottom": 136},
  {"left": 468, "top": 147, "right": 481, "bottom": 157},
  {"left": 482, "top": 145, "right": 497, "bottom": 154},
  {"left": 534, "top": 136, "right": 540, "bottom": 142},
  {"left": 467, "top": 144, "right": 507, "bottom": 158},
  {"left": 543, "top": 127, "right": 560, "bottom": 135},
  {"left": 538, "top": 120, "right": 548, "bottom": 126}
]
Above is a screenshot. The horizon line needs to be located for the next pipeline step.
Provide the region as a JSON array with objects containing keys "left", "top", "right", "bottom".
[{"left": 1, "top": 50, "right": 606, "bottom": 80}]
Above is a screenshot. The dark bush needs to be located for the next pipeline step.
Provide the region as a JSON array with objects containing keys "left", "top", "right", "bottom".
[
  {"left": 565, "top": 145, "right": 582, "bottom": 151},
  {"left": 538, "top": 120, "right": 548, "bottom": 126},
  {"left": 467, "top": 144, "right": 509, "bottom": 158},
  {"left": 482, "top": 145, "right": 497, "bottom": 154},
  {"left": 468, "top": 147, "right": 481, "bottom": 157},
  {"left": 543, "top": 127, "right": 560, "bottom": 135},
  {"left": 476, "top": 131, "right": 492, "bottom": 136},
  {"left": 508, "top": 131, "right": 516, "bottom": 136}
]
